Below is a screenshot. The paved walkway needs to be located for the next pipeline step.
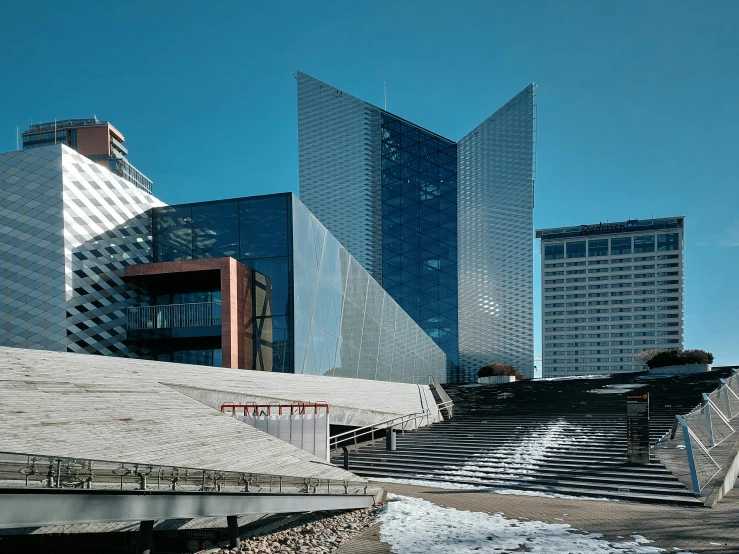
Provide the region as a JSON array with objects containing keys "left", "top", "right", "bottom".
[{"left": 336, "top": 484, "right": 739, "bottom": 554}]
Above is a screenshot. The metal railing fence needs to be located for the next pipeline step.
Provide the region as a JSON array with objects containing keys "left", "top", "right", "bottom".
[
  {"left": 329, "top": 399, "right": 453, "bottom": 453},
  {"left": 126, "top": 302, "right": 222, "bottom": 331},
  {"left": 222, "top": 402, "right": 330, "bottom": 417},
  {"left": 670, "top": 369, "right": 739, "bottom": 495},
  {"left": 0, "top": 450, "right": 368, "bottom": 496}
]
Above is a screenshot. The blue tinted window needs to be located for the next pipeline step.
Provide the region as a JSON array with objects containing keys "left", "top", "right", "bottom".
[
  {"left": 253, "top": 315, "right": 291, "bottom": 373},
  {"left": 165, "top": 349, "right": 222, "bottom": 366},
  {"left": 566, "top": 241, "right": 586, "bottom": 258},
  {"left": 657, "top": 233, "right": 679, "bottom": 251},
  {"left": 154, "top": 206, "right": 193, "bottom": 261},
  {"left": 611, "top": 237, "right": 631, "bottom": 255},
  {"left": 380, "top": 112, "right": 458, "bottom": 364},
  {"left": 244, "top": 256, "right": 291, "bottom": 317},
  {"left": 634, "top": 235, "right": 655, "bottom": 253},
  {"left": 544, "top": 243, "right": 564, "bottom": 260},
  {"left": 193, "top": 201, "right": 239, "bottom": 258},
  {"left": 588, "top": 239, "right": 608, "bottom": 257},
  {"left": 239, "top": 196, "right": 289, "bottom": 258}
]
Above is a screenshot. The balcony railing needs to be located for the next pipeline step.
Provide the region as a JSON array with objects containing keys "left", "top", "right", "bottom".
[{"left": 126, "top": 302, "right": 222, "bottom": 331}]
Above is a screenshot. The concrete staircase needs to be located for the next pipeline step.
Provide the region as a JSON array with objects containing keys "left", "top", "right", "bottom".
[{"left": 333, "top": 370, "right": 735, "bottom": 505}]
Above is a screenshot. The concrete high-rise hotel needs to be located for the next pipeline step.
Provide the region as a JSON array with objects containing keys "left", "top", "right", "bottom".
[
  {"left": 297, "top": 73, "right": 537, "bottom": 380},
  {"left": 536, "top": 218, "right": 685, "bottom": 377}
]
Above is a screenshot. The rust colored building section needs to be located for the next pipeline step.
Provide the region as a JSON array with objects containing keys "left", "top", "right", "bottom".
[
  {"left": 75, "top": 125, "right": 116, "bottom": 158},
  {"left": 124, "top": 257, "right": 269, "bottom": 370},
  {"left": 21, "top": 118, "right": 153, "bottom": 193}
]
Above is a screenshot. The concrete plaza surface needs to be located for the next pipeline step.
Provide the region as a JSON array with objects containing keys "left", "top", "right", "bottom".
[{"left": 336, "top": 483, "right": 739, "bottom": 554}]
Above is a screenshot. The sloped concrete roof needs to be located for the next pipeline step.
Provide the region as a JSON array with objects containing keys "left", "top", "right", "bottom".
[{"left": 0, "top": 347, "right": 401, "bottom": 481}]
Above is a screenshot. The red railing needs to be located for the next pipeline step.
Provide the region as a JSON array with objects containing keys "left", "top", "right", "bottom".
[{"left": 221, "top": 402, "right": 330, "bottom": 417}]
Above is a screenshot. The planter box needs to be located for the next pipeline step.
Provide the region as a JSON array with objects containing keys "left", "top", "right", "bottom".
[
  {"left": 649, "top": 363, "right": 712, "bottom": 376},
  {"left": 478, "top": 375, "right": 516, "bottom": 384}
]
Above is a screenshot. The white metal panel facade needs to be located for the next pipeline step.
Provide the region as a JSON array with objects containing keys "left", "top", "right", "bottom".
[
  {"left": 297, "top": 72, "right": 383, "bottom": 283},
  {"left": 0, "top": 145, "right": 165, "bottom": 357},
  {"left": 457, "top": 85, "right": 536, "bottom": 380}
]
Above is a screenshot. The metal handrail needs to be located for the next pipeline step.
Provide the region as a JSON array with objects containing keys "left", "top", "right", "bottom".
[
  {"left": 0, "top": 449, "right": 368, "bottom": 495},
  {"left": 329, "top": 400, "right": 453, "bottom": 452},
  {"left": 222, "top": 402, "right": 330, "bottom": 417},
  {"left": 126, "top": 302, "right": 222, "bottom": 331}
]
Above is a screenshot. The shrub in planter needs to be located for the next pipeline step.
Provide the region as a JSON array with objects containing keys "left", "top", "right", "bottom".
[
  {"left": 635, "top": 349, "right": 662, "bottom": 367},
  {"left": 478, "top": 364, "right": 523, "bottom": 380},
  {"left": 645, "top": 349, "right": 714, "bottom": 369}
]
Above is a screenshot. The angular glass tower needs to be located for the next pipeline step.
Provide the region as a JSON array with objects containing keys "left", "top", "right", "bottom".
[{"left": 297, "top": 72, "right": 535, "bottom": 380}]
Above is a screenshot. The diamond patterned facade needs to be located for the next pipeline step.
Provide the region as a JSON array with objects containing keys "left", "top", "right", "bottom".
[
  {"left": 0, "top": 145, "right": 164, "bottom": 356},
  {"left": 297, "top": 74, "right": 535, "bottom": 380},
  {"left": 457, "top": 85, "right": 536, "bottom": 380},
  {"left": 297, "top": 72, "right": 383, "bottom": 282}
]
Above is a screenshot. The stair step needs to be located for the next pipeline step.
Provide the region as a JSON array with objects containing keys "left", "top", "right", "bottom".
[
  {"left": 351, "top": 369, "right": 733, "bottom": 505},
  {"left": 355, "top": 469, "right": 703, "bottom": 506}
]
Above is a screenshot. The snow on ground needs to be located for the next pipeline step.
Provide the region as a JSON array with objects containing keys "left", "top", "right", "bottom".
[
  {"left": 373, "top": 476, "right": 619, "bottom": 501},
  {"left": 377, "top": 494, "right": 695, "bottom": 554},
  {"left": 441, "top": 418, "right": 579, "bottom": 480}
]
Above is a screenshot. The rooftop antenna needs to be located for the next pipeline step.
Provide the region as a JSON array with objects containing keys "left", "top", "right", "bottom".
[
  {"left": 16, "top": 126, "right": 19, "bottom": 150},
  {"left": 54, "top": 119, "right": 57, "bottom": 145},
  {"left": 384, "top": 82, "right": 387, "bottom": 110}
]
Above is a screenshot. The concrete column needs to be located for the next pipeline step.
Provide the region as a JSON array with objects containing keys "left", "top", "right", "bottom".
[
  {"left": 227, "top": 515, "right": 241, "bottom": 549},
  {"left": 136, "top": 520, "right": 154, "bottom": 554},
  {"left": 386, "top": 427, "right": 396, "bottom": 451}
]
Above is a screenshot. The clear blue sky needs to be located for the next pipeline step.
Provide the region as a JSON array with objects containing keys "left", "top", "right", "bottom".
[{"left": 1, "top": 0, "right": 737, "bottom": 366}]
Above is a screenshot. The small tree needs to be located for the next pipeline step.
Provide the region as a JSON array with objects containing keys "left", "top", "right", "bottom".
[
  {"left": 635, "top": 349, "right": 661, "bottom": 368},
  {"left": 478, "top": 363, "right": 523, "bottom": 380},
  {"left": 646, "top": 349, "right": 714, "bottom": 369}
]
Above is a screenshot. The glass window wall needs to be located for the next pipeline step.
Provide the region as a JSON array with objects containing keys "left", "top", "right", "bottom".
[
  {"left": 566, "top": 241, "right": 586, "bottom": 258},
  {"left": 588, "top": 239, "right": 608, "bottom": 257},
  {"left": 544, "top": 243, "right": 564, "bottom": 260},
  {"left": 154, "top": 205, "right": 193, "bottom": 261},
  {"left": 634, "top": 235, "right": 656, "bottom": 253},
  {"left": 610, "top": 237, "right": 631, "bottom": 255},
  {"left": 657, "top": 233, "right": 680, "bottom": 251},
  {"left": 193, "top": 200, "right": 239, "bottom": 258},
  {"left": 152, "top": 194, "right": 292, "bottom": 374},
  {"left": 380, "top": 112, "right": 458, "bottom": 363}
]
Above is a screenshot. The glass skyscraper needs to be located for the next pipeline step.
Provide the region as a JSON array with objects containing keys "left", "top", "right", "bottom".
[{"left": 297, "top": 72, "right": 536, "bottom": 380}]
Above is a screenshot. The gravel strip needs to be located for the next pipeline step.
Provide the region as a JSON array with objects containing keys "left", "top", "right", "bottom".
[{"left": 214, "top": 507, "right": 379, "bottom": 554}]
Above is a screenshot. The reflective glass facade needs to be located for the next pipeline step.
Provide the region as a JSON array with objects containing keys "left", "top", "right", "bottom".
[
  {"left": 153, "top": 194, "right": 293, "bottom": 373},
  {"left": 152, "top": 194, "right": 448, "bottom": 383},
  {"left": 292, "top": 197, "right": 447, "bottom": 381},
  {"left": 380, "top": 113, "right": 458, "bottom": 363}
]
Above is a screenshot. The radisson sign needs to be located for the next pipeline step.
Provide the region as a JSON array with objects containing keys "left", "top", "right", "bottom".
[{"left": 580, "top": 220, "right": 638, "bottom": 236}]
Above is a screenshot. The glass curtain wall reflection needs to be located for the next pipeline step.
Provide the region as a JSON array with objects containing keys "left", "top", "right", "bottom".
[
  {"left": 292, "top": 196, "right": 447, "bottom": 382},
  {"left": 380, "top": 112, "right": 459, "bottom": 364},
  {"left": 151, "top": 194, "right": 448, "bottom": 383},
  {"left": 152, "top": 194, "right": 292, "bottom": 372}
]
